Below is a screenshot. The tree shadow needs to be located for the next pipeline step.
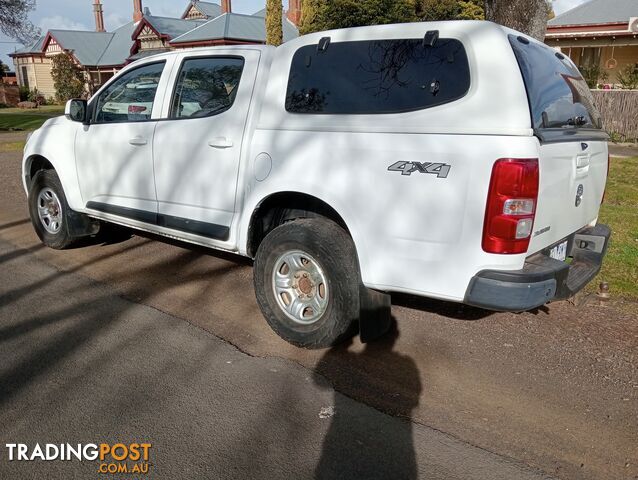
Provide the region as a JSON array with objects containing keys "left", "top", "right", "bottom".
[
  {"left": 0, "top": 218, "right": 30, "bottom": 231},
  {"left": 314, "top": 319, "right": 421, "bottom": 480}
]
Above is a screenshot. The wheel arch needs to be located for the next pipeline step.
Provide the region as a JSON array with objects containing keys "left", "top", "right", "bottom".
[
  {"left": 25, "top": 154, "right": 55, "bottom": 184},
  {"left": 22, "top": 153, "right": 84, "bottom": 212},
  {"left": 245, "top": 191, "right": 357, "bottom": 259}
]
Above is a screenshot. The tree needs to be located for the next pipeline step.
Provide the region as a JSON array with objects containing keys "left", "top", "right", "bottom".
[
  {"left": 301, "top": 0, "right": 416, "bottom": 35},
  {"left": 484, "top": 0, "right": 550, "bottom": 41},
  {"left": 299, "top": 0, "right": 323, "bottom": 35},
  {"left": 266, "top": 0, "right": 283, "bottom": 46},
  {"left": 458, "top": 0, "right": 484, "bottom": 20},
  {"left": 0, "top": 60, "right": 9, "bottom": 80},
  {"left": 415, "top": 0, "right": 484, "bottom": 20},
  {"left": 0, "top": 0, "right": 40, "bottom": 45},
  {"left": 51, "top": 52, "right": 86, "bottom": 102}
]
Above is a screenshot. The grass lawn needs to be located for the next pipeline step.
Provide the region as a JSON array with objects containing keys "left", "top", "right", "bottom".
[
  {"left": 594, "top": 156, "right": 638, "bottom": 300},
  {"left": 0, "top": 105, "right": 65, "bottom": 131},
  {"left": 0, "top": 141, "right": 25, "bottom": 152}
]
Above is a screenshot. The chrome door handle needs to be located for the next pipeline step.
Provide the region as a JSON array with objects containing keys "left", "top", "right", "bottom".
[
  {"left": 208, "top": 137, "right": 234, "bottom": 149},
  {"left": 129, "top": 137, "right": 147, "bottom": 146}
]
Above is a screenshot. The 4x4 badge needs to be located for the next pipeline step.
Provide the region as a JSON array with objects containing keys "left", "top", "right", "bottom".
[{"left": 388, "top": 161, "right": 451, "bottom": 178}]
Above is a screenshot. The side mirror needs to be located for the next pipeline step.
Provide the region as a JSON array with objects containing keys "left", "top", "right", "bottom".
[{"left": 65, "top": 99, "right": 88, "bottom": 124}]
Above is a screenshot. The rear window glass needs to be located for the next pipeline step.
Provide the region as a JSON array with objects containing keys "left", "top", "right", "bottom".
[
  {"left": 286, "top": 38, "right": 470, "bottom": 114},
  {"left": 508, "top": 35, "right": 602, "bottom": 130}
]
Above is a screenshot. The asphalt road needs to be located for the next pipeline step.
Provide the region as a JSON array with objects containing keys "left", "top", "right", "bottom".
[{"left": 1, "top": 133, "right": 637, "bottom": 479}]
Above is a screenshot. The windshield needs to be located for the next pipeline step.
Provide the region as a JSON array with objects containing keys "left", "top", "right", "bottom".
[{"left": 508, "top": 35, "right": 602, "bottom": 131}]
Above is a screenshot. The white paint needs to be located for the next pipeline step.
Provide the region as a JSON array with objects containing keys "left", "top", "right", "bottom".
[{"left": 22, "top": 21, "right": 608, "bottom": 306}]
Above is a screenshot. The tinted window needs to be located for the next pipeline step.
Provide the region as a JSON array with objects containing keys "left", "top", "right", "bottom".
[
  {"left": 94, "top": 62, "right": 165, "bottom": 124},
  {"left": 170, "top": 57, "right": 244, "bottom": 119},
  {"left": 509, "top": 35, "right": 602, "bottom": 130},
  {"left": 286, "top": 38, "right": 470, "bottom": 114}
]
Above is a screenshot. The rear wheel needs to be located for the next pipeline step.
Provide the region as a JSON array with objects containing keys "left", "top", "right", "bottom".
[
  {"left": 253, "top": 218, "right": 360, "bottom": 349},
  {"left": 28, "top": 170, "right": 80, "bottom": 249}
]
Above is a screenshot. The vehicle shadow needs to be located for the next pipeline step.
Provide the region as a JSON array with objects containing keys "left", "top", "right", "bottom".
[
  {"left": 313, "top": 319, "right": 421, "bottom": 480},
  {"left": 391, "top": 292, "right": 493, "bottom": 321}
]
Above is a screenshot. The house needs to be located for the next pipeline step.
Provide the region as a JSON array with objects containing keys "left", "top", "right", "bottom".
[
  {"left": 545, "top": 0, "right": 638, "bottom": 85},
  {"left": 10, "top": 0, "right": 301, "bottom": 98}
]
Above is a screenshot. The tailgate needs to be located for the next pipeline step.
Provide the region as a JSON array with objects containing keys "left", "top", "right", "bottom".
[
  {"left": 507, "top": 34, "right": 610, "bottom": 254},
  {"left": 529, "top": 140, "right": 608, "bottom": 253}
]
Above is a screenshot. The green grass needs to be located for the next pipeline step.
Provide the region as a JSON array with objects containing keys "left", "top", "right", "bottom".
[
  {"left": 0, "top": 106, "right": 65, "bottom": 131},
  {"left": 594, "top": 156, "right": 638, "bottom": 299},
  {"left": 0, "top": 141, "right": 25, "bottom": 152}
]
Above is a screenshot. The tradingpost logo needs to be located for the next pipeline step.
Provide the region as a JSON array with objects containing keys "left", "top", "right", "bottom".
[{"left": 5, "top": 443, "right": 152, "bottom": 475}]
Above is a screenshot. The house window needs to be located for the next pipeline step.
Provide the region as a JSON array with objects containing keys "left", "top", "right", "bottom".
[{"left": 21, "top": 66, "right": 30, "bottom": 89}]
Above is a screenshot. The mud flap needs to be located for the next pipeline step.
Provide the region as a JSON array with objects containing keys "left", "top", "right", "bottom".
[
  {"left": 359, "top": 286, "right": 392, "bottom": 343},
  {"left": 67, "top": 209, "right": 100, "bottom": 238}
]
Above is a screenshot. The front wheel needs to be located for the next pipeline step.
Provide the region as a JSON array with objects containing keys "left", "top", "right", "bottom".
[
  {"left": 253, "top": 218, "right": 361, "bottom": 349},
  {"left": 28, "top": 170, "right": 79, "bottom": 249}
]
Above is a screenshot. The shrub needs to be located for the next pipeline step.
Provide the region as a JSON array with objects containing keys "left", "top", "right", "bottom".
[
  {"left": 28, "top": 88, "right": 45, "bottom": 105},
  {"left": 617, "top": 63, "right": 638, "bottom": 90},
  {"left": 580, "top": 64, "right": 607, "bottom": 89},
  {"left": 19, "top": 86, "right": 30, "bottom": 101}
]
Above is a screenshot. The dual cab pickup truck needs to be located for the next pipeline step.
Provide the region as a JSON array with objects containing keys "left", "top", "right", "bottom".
[{"left": 23, "top": 21, "right": 611, "bottom": 348}]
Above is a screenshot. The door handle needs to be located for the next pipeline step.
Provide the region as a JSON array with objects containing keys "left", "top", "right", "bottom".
[
  {"left": 208, "top": 137, "right": 234, "bottom": 149},
  {"left": 576, "top": 154, "right": 590, "bottom": 168},
  {"left": 129, "top": 137, "right": 147, "bottom": 146}
]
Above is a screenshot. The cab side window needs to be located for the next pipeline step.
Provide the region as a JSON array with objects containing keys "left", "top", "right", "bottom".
[
  {"left": 93, "top": 62, "right": 165, "bottom": 124},
  {"left": 170, "top": 57, "right": 244, "bottom": 119}
]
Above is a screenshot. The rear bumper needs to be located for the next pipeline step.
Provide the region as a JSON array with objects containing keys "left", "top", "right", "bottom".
[{"left": 464, "top": 224, "right": 611, "bottom": 311}]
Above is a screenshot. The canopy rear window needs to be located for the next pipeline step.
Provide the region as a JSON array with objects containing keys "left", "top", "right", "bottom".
[{"left": 509, "top": 35, "right": 602, "bottom": 132}]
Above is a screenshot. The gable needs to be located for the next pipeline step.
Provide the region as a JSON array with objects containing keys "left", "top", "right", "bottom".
[
  {"left": 184, "top": 5, "right": 206, "bottom": 20},
  {"left": 45, "top": 38, "right": 63, "bottom": 56}
]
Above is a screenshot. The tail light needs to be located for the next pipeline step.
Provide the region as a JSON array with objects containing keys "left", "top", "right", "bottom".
[{"left": 482, "top": 158, "right": 539, "bottom": 254}]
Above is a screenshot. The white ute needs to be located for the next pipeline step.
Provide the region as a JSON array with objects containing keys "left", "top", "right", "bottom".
[{"left": 23, "top": 21, "right": 611, "bottom": 348}]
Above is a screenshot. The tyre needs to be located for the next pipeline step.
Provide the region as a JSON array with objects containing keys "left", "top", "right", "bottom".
[
  {"left": 254, "top": 217, "right": 360, "bottom": 349},
  {"left": 28, "top": 170, "right": 80, "bottom": 250}
]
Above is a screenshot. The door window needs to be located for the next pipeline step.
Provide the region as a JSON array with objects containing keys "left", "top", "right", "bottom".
[
  {"left": 93, "top": 61, "right": 165, "bottom": 124},
  {"left": 170, "top": 57, "right": 244, "bottom": 119}
]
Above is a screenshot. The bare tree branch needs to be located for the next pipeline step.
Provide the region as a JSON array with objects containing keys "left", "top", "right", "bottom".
[{"left": 0, "top": 0, "right": 41, "bottom": 45}]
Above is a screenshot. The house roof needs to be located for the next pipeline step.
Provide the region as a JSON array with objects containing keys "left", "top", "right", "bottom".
[
  {"left": 549, "top": 0, "right": 638, "bottom": 26},
  {"left": 96, "top": 22, "right": 137, "bottom": 66},
  {"left": 144, "top": 15, "right": 206, "bottom": 39},
  {"left": 170, "top": 12, "right": 299, "bottom": 44},
  {"left": 195, "top": 1, "right": 223, "bottom": 18},
  {"left": 46, "top": 30, "right": 113, "bottom": 65},
  {"left": 11, "top": 36, "right": 46, "bottom": 56},
  {"left": 181, "top": 1, "right": 222, "bottom": 19}
]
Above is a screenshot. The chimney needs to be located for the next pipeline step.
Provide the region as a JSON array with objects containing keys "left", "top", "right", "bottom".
[
  {"left": 133, "top": 0, "right": 143, "bottom": 22},
  {"left": 93, "top": 0, "right": 105, "bottom": 32},
  {"left": 222, "top": 0, "right": 232, "bottom": 14},
  {"left": 287, "top": 0, "right": 301, "bottom": 26}
]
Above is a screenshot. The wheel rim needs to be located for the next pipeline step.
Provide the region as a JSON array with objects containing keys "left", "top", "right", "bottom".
[
  {"left": 37, "top": 187, "right": 63, "bottom": 234},
  {"left": 272, "top": 250, "right": 329, "bottom": 325}
]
